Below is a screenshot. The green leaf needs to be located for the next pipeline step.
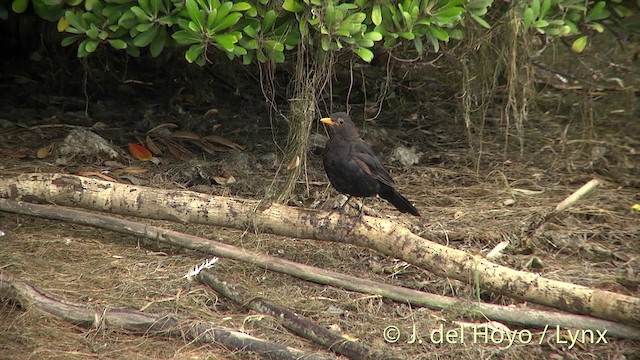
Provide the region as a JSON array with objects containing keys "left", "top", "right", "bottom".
[
  {"left": 212, "top": 33, "right": 237, "bottom": 51},
  {"left": 587, "top": 22, "right": 605, "bottom": 33},
  {"left": 231, "top": 45, "right": 246, "bottom": 55},
  {"left": 372, "top": 4, "right": 382, "bottom": 26},
  {"left": 231, "top": 2, "right": 251, "bottom": 11},
  {"left": 356, "top": 38, "right": 374, "bottom": 48},
  {"left": 364, "top": 31, "right": 382, "bottom": 41},
  {"left": 263, "top": 9, "right": 276, "bottom": 31},
  {"left": 126, "top": 44, "right": 140, "bottom": 56},
  {"left": 212, "top": 12, "right": 242, "bottom": 32},
  {"left": 61, "top": 35, "right": 81, "bottom": 47},
  {"left": 11, "top": 0, "right": 28, "bottom": 13},
  {"left": 354, "top": 47, "right": 373, "bottom": 62},
  {"left": 522, "top": 7, "right": 534, "bottom": 30},
  {"left": 85, "top": 38, "right": 99, "bottom": 53},
  {"left": 241, "top": 38, "right": 257, "bottom": 49},
  {"left": 449, "top": 28, "right": 463, "bottom": 39},
  {"left": 563, "top": 20, "right": 578, "bottom": 34},
  {"left": 185, "top": 44, "right": 204, "bottom": 63},
  {"left": 434, "top": 6, "right": 465, "bottom": 20},
  {"left": 612, "top": 5, "right": 632, "bottom": 18},
  {"left": 149, "top": 0, "right": 162, "bottom": 16},
  {"left": 282, "top": 0, "right": 304, "bottom": 13},
  {"left": 118, "top": 10, "right": 138, "bottom": 29},
  {"left": 471, "top": 13, "right": 490, "bottom": 29},
  {"left": 43, "top": 0, "right": 63, "bottom": 6},
  {"left": 65, "top": 10, "right": 86, "bottom": 32},
  {"left": 399, "top": 32, "right": 415, "bottom": 40},
  {"left": 138, "top": 0, "right": 150, "bottom": 14},
  {"left": 130, "top": 6, "right": 151, "bottom": 21},
  {"left": 149, "top": 26, "right": 166, "bottom": 56},
  {"left": 185, "top": 0, "right": 204, "bottom": 29},
  {"left": 428, "top": 26, "right": 449, "bottom": 41},
  {"left": 78, "top": 38, "right": 90, "bottom": 57},
  {"left": 214, "top": 1, "right": 232, "bottom": 25},
  {"left": 108, "top": 39, "right": 127, "bottom": 49},
  {"left": 84, "top": 0, "right": 100, "bottom": 11},
  {"left": 587, "top": 2, "right": 610, "bottom": 21},
  {"left": 256, "top": 49, "right": 266, "bottom": 62},
  {"left": 320, "top": 36, "right": 330, "bottom": 51},
  {"left": 529, "top": 0, "right": 540, "bottom": 19},
  {"left": 571, "top": 35, "right": 588, "bottom": 53},
  {"left": 172, "top": 29, "right": 201, "bottom": 44},
  {"left": 243, "top": 24, "right": 256, "bottom": 38},
  {"left": 136, "top": 22, "right": 154, "bottom": 32},
  {"left": 533, "top": 20, "right": 549, "bottom": 28},
  {"left": 133, "top": 25, "right": 159, "bottom": 47},
  {"left": 270, "top": 50, "right": 284, "bottom": 63},
  {"left": 265, "top": 40, "right": 283, "bottom": 52},
  {"left": 539, "top": 0, "right": 551, "bottom": 20},
  {"left": 86, "top": 25, "right": 99, "bottom": 39},
  {"left": 414, "top": 36, "right": 423, "bottom": 54}
]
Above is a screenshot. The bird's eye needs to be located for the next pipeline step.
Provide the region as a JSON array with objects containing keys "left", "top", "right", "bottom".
[{"left": 337, "top": 119, "right": 344, "bottom": 125}]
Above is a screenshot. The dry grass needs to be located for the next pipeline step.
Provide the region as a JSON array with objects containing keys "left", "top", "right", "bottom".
[
  {"left": 1, "top": 23, "right": 640, "bottom": 360},
  {"left": 2, "top": 98, "right": 639, "bottom": 358}
]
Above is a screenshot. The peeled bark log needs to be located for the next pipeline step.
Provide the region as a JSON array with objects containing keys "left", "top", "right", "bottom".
[{"left": 1, "top": 173, "right": 639, "bottom": 325}]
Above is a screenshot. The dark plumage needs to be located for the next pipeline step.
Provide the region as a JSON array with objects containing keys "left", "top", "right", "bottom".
[{"left": 320, "top": 112, "right": 420, "bottom": 217}]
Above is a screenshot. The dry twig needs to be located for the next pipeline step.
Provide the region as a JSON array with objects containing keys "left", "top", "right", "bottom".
[{"left": 1, "top": 198, "right": 639, "bottom": 340}]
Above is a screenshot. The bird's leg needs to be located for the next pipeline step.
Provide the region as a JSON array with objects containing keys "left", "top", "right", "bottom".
[
  {"left": 356, "top": 198, "right": 366, "bottom": 220},
  {"left": 339, "top": 195, "right": 353, "bottom": 212}
]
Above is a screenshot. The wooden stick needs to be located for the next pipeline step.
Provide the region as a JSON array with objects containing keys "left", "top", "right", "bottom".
[
  {"left": 1, "top": 199, "right": 638, "bottom": 339},
  {"left": 0, "top": 272, "right": 334, "bottom": 360},
  {"left": 1, "top": 173, "right": 639, "bottom": 325}
]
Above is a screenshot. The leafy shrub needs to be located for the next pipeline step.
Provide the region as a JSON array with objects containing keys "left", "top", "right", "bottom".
[{"left": 4, "top": 0, "right": 638, "bottom": 63}]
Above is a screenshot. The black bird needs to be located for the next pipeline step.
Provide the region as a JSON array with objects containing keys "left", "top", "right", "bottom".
[{"left": 320, "top": 112, "right": 420, "bottom": 217}]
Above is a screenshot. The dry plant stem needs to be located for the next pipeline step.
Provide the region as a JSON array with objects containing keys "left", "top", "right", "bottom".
[
  {"left": 524, "top": 178, "right": 601, "bottom": 234},
  {"left": 1, "top": 174, "right": 639, "bottom": 326},
  {"left": 196, "top": 270, "right": 400, "bottom": 360},
  {"left": 552, "top": 178, "right": 601, "bottom": 214},
  {"left": 0, "top": 272, "right": 334, "bottom": 360},
  {"left": 1, "top": 200, "right": 639, "bottom": 340}
]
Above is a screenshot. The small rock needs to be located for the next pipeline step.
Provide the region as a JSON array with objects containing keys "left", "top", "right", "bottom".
[{"left": 391, "top": 146, "right": 422, "bottom": 167}]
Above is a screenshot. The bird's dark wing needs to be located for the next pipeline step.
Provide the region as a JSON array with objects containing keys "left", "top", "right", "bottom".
[{"left": 351, "top": 141, "right": 395, "bottom": 187}]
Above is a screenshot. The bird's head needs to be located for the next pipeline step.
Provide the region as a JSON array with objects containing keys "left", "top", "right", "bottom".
[{"left": 320, "top": 112, "right": 357, "bottom": 138}]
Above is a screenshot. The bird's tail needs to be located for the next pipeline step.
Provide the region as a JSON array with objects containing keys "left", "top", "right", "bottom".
[{"left": 379, "top": 186, "right": 421, "bottom": 216}]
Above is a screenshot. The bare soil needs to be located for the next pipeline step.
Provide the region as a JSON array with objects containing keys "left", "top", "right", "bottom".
[{"left": 1, "top": 35, "right": 639, "bottom": 359}]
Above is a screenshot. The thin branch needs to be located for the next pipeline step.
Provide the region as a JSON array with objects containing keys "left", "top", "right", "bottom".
[
  {"left": 0, "top": 272, "right": 334, "bottom": 360},
  {"left": 1, "top": 198, "right": 638, "bottom": 340}
]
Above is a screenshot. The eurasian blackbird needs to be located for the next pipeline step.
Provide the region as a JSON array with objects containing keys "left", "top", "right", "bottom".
[{"left": 320, "top": 112, "right": 420, "bottom": 217}]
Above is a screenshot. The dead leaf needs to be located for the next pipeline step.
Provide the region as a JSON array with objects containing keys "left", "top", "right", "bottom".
[
  {"left": 147, "top": 123, "right": 178, "bottom": 134},
  {"left": 203, "top": 135, "right": 245, "bottom": 150},
  {"left": 286, "top": 155, "right": 300, "bottom": 170},
  {"left": 36, "top": 147, "right": 50, "bottom": 159},
  {"left": 112, "top": 166, "right": 149, "bottom": 175},
  {"left": 502, "top": 198, "right": 516, "bottom": 206},
  {"left": 193, "top": 140, "right": 221, "bottom": 155},
  {"left": 213, "top": 176, "right": 236, "bottom": 185},
  {"left": 165, "top": 140, "right": 194, "bottom": 161},
  {"left": 76, "top": 171, "right": 118, "bottom": 182},
  {"left": 171, "top": 130, "right": 201, "bottom": 140},
  {"left": 1, "top": 151, "right": 28, "bottom": 158},
  {"left": 205, "top": 108, "right": 219, "bottom": 117},
  {"left": 180, "top": 94, "right": 198, "bottom": 104},
  {"left": 128, "top": 143, "right": 153, "bottom": 161},
  {"left": 145, "top": 135, "right": 163, "bottom": 154}
]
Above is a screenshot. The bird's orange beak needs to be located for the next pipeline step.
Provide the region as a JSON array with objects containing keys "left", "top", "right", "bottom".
[{"left": 320, "top": 117, "right": 336, "bottom": 126}]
